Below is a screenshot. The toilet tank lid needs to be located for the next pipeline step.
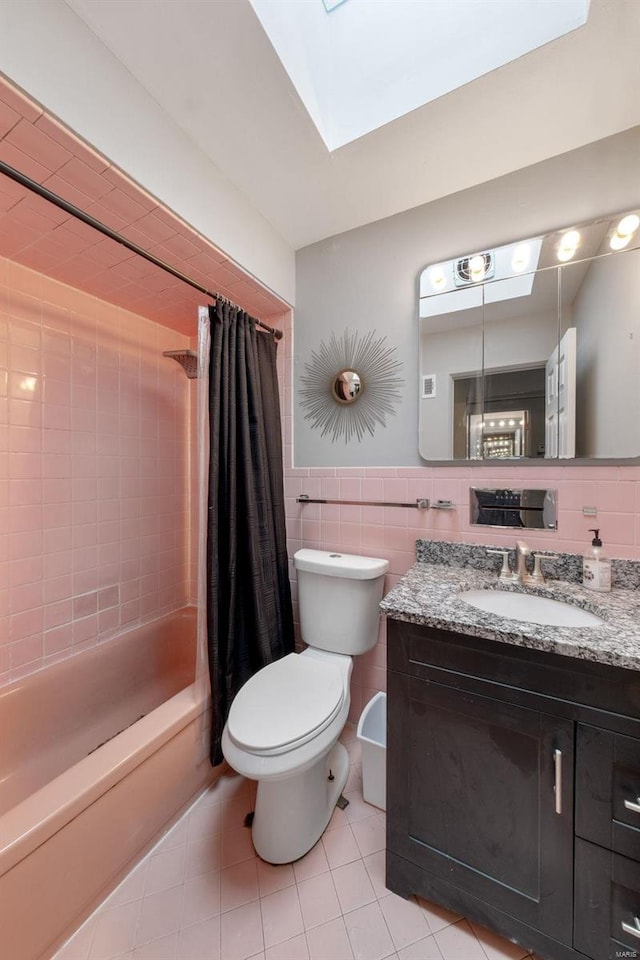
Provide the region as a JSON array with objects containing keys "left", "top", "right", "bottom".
[{"left": 294, "top": 548, "right": 389, "bottom": 580}]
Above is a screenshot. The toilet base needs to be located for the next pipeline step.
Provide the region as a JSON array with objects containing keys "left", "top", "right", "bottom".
[{"left": 251, "top": 740, "right": 350, "bottom": 864}]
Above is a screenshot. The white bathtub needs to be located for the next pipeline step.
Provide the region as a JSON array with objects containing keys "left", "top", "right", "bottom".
[{"left": 0, "top": 608, "right": 216, "bottom": 960}]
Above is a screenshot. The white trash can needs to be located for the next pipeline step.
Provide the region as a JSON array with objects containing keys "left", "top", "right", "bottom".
[{"left": 356, "top": 692, "right": 387, "bottom": 811}]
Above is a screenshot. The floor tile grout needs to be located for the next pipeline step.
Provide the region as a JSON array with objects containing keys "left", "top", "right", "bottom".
[{"left": 53, "top": 733, "right": 533, "bottom": 960}]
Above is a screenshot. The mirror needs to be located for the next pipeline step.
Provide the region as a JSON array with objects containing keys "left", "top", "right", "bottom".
[
  {"left": 418, "top": 211, "right": 640, "bottom": 462},
  {"left": 332, "top": 369, "right": 363, "bottom": 403}
]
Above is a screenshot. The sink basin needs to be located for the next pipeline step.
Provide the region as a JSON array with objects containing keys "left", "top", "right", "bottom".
[{"left": 458, "top": 589, "right": 604, "bottom": 627}]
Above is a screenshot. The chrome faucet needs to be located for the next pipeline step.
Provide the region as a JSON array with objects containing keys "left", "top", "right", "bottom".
[
  {"left": 488, "top": 541, "right": 534, "bottom": 584},
  {"left": 515, "top": 540, "right": 531, "bottom": 582}
]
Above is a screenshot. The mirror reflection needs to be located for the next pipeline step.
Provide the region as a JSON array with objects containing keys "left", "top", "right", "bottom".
[
  {"left": 418, "top": 211, "right": 640, "bottom": 461},
  {"left": 332, "top": 369, "right": 363, "bottom": 404}
]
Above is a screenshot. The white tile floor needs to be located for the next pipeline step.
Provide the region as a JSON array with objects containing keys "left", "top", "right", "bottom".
[{"left": 53, "top": 727, "right": 540, "bottom": 960}]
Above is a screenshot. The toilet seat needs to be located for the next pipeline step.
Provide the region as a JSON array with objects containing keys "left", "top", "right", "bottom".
[{"left": 227, "top": 654, "right": 345, "bottom": 756}]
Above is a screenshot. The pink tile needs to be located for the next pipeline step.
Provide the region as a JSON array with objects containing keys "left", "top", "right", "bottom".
[
  {"left": 256, "top": 859, "right": 295, "bottom": 898},
  {"left": 0, "top": 98, "right": 20, "bottom": 137},
  {"left": 297, "top": 872, "right": 341, "bottom": 930},
  {"left": 343, "top": 901, "right": 395, "bottom": 960},
  {"left": 131, "top": 932, "right": 178, "bottom": 960},
  {"left": 292, "top": 840, "right": 330, "bottom": 883},
  {"left": 177, "top": 916, "right": 221, "bottom": 960},
  {"left": 220, "top": 901, "right": 264, "bottom": 960},
  {"left": 259, "top": 885, "right": 304, "bottom": 949},
  {"left": 6, "top": 118, "right": 73, "bottom": 172},
  {"left": 221, "top": 825, "right": 255, "bottom": 868},
  {"left": 417, "top": 897, "right": 461, "bottom": 935},
  {"left": 396, "top": 934, "right": 443, "bottom": 960},
  {"left": 433, "top": 919, "right": 487, "bottom": 959},
  {"left": 332, "top": 859, "right": 376, "bottom": 914},
  {"left": 89, "top": 900, "right": 140, "bottom": 959},
  {"left": 104, "top": 861, "right": 149, "bottom": 909},
  {"left": 322, "top": 824, "right": 361, "bottom": 868},
  {"left": 181, "top": 870, "right": 222, "bottom": 928},
  {"left": 306, "top": 918, "right": 354, "bottom": 960},
  {"left": 378, "top": 893, "right": 432, "bottom": 950},
  {"left": 0, "top": 139, "right": 51, "bottom": 183},
  {"left": 9, "top": 579, "right": 42, "bottom": 612},
  {"left": 55, "top": 157, "right": 113, "bottom": 201},
  {"left": 363, "top": 851, "right": 388, "bottom": 899},
  {"left": 263, "top": 936, "right": 307, "bottom": 960},
  {"left": 135, "top": 886, "right": 183, "bottom": 947},
  {"left": 34, "top": 114, "right": 109, "bottom": 173},
  {"left": 0, "top": 81, "right": 43, "bottom": 122},
  {"left": 221, "top": 859, "right": 259, "bottom": 912},
  {"left": 145, "top": 844, "right": 186, "bottom": 896}
]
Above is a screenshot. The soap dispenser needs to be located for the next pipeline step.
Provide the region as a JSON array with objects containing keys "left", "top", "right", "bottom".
[{"left": 583, "top": 529, "right": 612, "bottom": 593}]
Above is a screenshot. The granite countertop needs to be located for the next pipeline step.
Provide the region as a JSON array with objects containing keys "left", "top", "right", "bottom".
[{"left": 381, "top": 561, "right": 640, "bottom": 672}]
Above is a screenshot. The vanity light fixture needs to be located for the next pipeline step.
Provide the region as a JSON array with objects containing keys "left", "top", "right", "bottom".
[
  {"left": 610, "top": 213, "right": 640, "bottom": 251},
  {"left": 557, "top": 229, "right": 580, "bottom": 262},
  {"left": 469, "top": 254, "right": 487, "bottom": 282},
  {"left": 429, "top": 265, "right": 447, "bottom": 290},
  {"left": 511, "top": 243, "right": 530, "bottom": 273}
]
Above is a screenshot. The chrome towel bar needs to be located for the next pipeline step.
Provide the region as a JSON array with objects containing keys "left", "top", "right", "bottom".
[{"left": 295, "top": 495, "right": 455, "bottom": 511}]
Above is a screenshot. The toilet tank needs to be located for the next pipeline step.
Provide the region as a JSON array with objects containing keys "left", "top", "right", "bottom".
[{"left": 293, "top": 549, "right": 389, "bottom": 655}]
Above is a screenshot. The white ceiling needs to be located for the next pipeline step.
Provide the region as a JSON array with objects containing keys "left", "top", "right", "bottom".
[{"left": 66, "top": 0, "right": 640, "bottom": 251}]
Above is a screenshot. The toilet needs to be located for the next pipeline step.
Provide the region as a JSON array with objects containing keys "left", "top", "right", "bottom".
[{"left": 221, "top": 548, "right": 389, "bottom": 863}]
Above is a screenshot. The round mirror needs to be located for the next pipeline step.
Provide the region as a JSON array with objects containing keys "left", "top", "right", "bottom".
[{"left": 332, "top": 369, "right": 363, "bottom": 404}]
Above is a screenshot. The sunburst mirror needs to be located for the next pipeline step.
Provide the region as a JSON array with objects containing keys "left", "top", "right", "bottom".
[{"left": 300, "top": 330, "right": 404, "bottom": 442}]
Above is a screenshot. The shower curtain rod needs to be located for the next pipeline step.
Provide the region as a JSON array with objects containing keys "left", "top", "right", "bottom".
[{"left": 0, "top": 159, "right": 284, "bottom": 340}]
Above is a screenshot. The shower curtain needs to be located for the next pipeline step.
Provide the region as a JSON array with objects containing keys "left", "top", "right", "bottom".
[{"left": 205, "top": 301, "right": 294, "bottom": 765}]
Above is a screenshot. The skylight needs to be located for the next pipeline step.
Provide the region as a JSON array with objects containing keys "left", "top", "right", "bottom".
[{"left": 249, "top": 0, "right": 590, "bottom": 151}]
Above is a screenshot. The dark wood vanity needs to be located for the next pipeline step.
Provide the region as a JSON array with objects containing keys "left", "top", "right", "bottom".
[{"left": 386, "top": 617, "right": 640, "bottom": 960}]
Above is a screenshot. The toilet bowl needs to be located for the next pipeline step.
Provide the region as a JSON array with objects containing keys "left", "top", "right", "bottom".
[{"left": 221, "top": 548, "right": 389, "bottom": 863}]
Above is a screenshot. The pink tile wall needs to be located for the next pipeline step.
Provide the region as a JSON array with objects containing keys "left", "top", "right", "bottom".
[
  {"left": 0, "top": 256, "right": 193, "bottom": 685},
  {"left": 0, "top": 76, "right": 287, "bottom": 336},
  {"left": 279, "top": 314, "right": 640, "bottom": 721}
]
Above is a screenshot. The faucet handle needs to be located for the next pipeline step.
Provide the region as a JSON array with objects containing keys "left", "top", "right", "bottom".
[
  {"left": 487, "top": 549, "right": 517, "bottom": 581},
  {"left": 525, "top": 552, "right": 560, "bottom": 586}
]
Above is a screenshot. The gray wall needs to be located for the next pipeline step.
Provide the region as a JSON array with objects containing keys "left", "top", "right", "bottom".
[{"left": 294, "top": 127, "right": 640, "bottom": 467}]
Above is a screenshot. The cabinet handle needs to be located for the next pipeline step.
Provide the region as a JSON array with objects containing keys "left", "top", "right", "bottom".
[
  {"left": 621, "top": 917, "right": 640, "bottom": 940},
  {"left": 553, "top": 749, "right": 562, "bottom": 815},
  {"left": 624, "top": 798, "right": 640, "bottom": 814}
]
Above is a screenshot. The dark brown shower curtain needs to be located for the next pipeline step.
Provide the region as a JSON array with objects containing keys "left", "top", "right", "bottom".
[{"left": 206, "top": 301, "right": 294, "bottom": 766}]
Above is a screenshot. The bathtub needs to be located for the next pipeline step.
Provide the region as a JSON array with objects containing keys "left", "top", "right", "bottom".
[{"left": 0, "top": 608, "right": 216, "bottom": 960}]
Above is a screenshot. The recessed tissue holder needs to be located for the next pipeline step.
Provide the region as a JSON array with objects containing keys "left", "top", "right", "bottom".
[{"left": 470, "top": 488, "right": 557, "bottom": 530}]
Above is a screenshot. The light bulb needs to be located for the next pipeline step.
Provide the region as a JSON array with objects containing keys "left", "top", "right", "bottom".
[
  {"left": 469, "top": 255, "right": 486, "bottom": 282},
  {"left": 557, "top": 229, "right": 580, "bottom": 262},
  {"left": 610, "top": 213, "right": 640, "bottom": 251},
  {"left": 429, "top": 265, "right": 446, "bottom": 290},
  {"left": 511, "top": 243, "right": 530, "bottom": 273},
  {"left": 618, "top": 214, "right": 639, "bottom": 235}
]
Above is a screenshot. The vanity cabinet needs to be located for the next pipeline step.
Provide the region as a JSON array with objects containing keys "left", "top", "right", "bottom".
[{"left": 386, "top": 618, "right": 640, "bottom": 960}]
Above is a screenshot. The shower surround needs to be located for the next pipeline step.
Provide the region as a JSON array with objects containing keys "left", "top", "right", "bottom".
[{"left": 0, "top": 254, "right": 193, "bottom": 686}]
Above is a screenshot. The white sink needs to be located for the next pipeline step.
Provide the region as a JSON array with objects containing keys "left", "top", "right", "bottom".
[{"left": 458, "top": 589, "right": 604, "bottom": 627}]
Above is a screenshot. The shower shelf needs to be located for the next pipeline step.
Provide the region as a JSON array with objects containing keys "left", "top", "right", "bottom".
[{"left": 296, "top": 495, "right": 454, "bottom": 511}]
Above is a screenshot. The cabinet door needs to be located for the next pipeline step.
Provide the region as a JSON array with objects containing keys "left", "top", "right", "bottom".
[
  {"left": 576, "top": 725, "right": 640, "bottom": 861},
  {"left": 574, "top": 839, "right": 640, "bottom": 959},
  {"left": 388, "top": 672, "right": 574, "bottom": 945}
]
